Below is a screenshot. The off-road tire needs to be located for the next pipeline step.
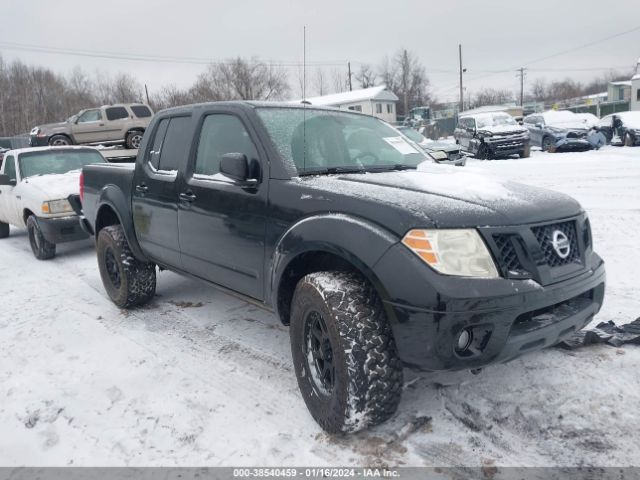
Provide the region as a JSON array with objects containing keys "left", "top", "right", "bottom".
[
  {"left": 97, "top": 225, "right": 156, "bottom": 308},
  {"left": 49, "top": 135, "right": 72, "bottom": 146},
  {"left": 519, "top": 144, "right": 531, "bottom": 158},
  {"left": 0, "top": 221, "right": 9, "bottom": 239},
  {"left": 290, "top": 271, "right": 403, "bottom": 434},
  {"left": 625, "top": 133, "right": 634, "bottom": 147},
  {"left": 125, "top": 131, "right": 143, "bottom": 150},
  {"left": 27, "top": 216, "right": 56, "bottom": 260}
]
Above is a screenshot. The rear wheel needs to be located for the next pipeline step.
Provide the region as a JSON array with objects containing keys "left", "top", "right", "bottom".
[
  {"left": 125, "top": 131, "right": 143, "bottom": 149},
  {"left": 290, "top": 271, "right": 403, "bottom": 433},
  {"left": 0, "top": 222, "right": 9, "bottom": 239},
  {"left": 49, "top": 135, "right": 71, "bottom": 146},
  {"left": 97, "top": 225, "right": 156, "bottom": 308},
  {"left": 27, "top": 216, "right": 56, "bottom": 260}
]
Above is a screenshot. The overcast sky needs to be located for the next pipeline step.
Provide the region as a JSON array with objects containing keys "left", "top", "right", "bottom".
[{"left": 1, "top": 0, "right": 639, "bottom": 103}]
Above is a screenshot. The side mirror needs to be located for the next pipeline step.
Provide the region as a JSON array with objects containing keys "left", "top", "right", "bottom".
[
  {"left": 219, "top": 153, "right": 257, "bottom": 186},
  {"left": 0, "top": 174, "right": 16, "bottom": 186},
  {"left": 535, "top": 123, "right": 543, "bottom": 128}
]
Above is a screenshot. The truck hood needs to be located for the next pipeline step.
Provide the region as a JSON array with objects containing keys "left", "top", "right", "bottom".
[
  {"left": 547, "top": 121, "right": 588, "bottom": 131},
  {"left": 23, "top": 170, "right": 81, "bottom": 200},
  {"left": 297, "top": 165, "right": 582, "bottom": 230},
  {"left": 34, "top": 121, "right": 69, "bottom": 134}
]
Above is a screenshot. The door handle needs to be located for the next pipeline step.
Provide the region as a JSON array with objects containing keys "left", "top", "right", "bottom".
[
  {"left": 135, "top": 184, "right": 148, "bottom": 193},
  {"left": 179, "top": 191, "right": 196, "bottom": 202}
]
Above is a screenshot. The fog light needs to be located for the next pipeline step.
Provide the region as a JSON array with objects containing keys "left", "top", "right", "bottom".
[{"left": 456, "top": 328, "right": 473, "bottom": 353}]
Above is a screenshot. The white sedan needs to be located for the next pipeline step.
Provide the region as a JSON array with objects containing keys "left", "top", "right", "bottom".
[{"left": 0, "top": 146, "right": 106, "bottom": 259}]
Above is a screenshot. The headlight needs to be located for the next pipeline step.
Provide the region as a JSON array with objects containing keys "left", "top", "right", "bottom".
[
  {"left": 478, "top": 130, "right": 493, "bottom": 137},
  {"left": 42, "top": 199, "right": 73, "bottom": 214},
  {"left": 430, "top": 150, "right": 448, "bottom": 160},
  {"left": 402, "top": 229, "right": 499, "bottom": 278}
]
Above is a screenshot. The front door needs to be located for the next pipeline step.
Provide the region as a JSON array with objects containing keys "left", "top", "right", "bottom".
[
  {"left": 178, "top": 112, "right": 268, "bottom": 300},
  {"left": 0, "top": 155, "right": 21, "bottom": 226},
  {"left": 132, "top": 115, "right": 191, "bottom": 267},
  {"left": 71, "top": 109, "right": 105, "bottom": 144}
]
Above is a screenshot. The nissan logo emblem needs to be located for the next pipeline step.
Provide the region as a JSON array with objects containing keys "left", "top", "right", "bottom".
[{"left": 552, "top": 230, "right": 571, "bottom": 259}]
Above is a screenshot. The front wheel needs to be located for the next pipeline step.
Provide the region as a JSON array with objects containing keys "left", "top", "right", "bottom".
[
  {"left": 625, "top": 133, "right": 634, "bottom": 147},
  {"left": 97, "top": 225, "right": 156, "bottom": 308},
  {"left": 49, "top": 135, "right": 71, "bottom": 146},
  {"left": 27, "top": 216, "right": 56, "bottom": 260},
  {"left": 542, "top": 136, "right": 556, "bottom": 153},
  {"left": 519, "top": 144, "right": 531, "bottom": 158},
  {"left": 0, "top": 222, "right": 9, "bottom": 239},
  {"left": 290, "top": 271, "right": 403, "bottom": 433}
]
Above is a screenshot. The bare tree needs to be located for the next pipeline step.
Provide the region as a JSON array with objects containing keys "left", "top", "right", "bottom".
[
  {"left": 330, "top": 67, "right": 348, "bottom": 93},
  {"left": 378, "top": 49, "right": 430, "bottom": 117},
  {"left": 471, "top": 88, "right": 514, "bottom": 108},
  {"left": 313, "top": 67, "right": 327, "bottom": 96},
  {"left": 355, "top": 64, "right": 376, "bottom": 89}
]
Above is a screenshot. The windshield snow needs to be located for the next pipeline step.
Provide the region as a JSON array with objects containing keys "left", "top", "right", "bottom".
[
  {"left": 19, "top": 150, "right": 105, "bottom": 178},
  {"left": 257, "top": 107, "right": 430, "bottom": 175}
]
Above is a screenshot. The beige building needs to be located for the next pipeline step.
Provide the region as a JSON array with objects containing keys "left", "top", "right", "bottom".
[{"left": 296, "top": 86, "right": 399, "bottom": 123}]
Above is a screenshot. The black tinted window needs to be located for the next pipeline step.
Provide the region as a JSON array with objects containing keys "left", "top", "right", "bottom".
[
  {"left": 106, "top": 107, "right": 129, "bottom": 121},
  {"left": 131, "top": 105, "right": 152, "bottom": 118},
  {"left": 158, "top": 116, "right": 191, "bottom": 172},
  {"left": 195, "top": 115, "right": 258, "bottom": 177},
  {"left": 148, "top": 118, "right": 170, "bottom": 170},
  {"left": 4, "top": 156, "right": 16, "bottom": 181}
]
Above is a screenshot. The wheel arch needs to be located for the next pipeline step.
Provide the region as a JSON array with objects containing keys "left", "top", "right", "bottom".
[
  {"left": 270, "top": 214, "right": 398, "bottom": 325},
  {"left": 95, "top": 188, "right": 149, "bottom": 262}
]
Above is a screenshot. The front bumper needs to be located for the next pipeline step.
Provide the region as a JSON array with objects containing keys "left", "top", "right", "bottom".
[
  {"left": 554, "top": 137, "right": 592, "bottom": 152},
  {"left": 29, "top": 135, "right": 50, "bottom": 147},
  {"left": 37, "top": 215, "right": 88, "bottom": 243},
  {"left": 374, "top": 244, "right": 605, "bottom": 371}
]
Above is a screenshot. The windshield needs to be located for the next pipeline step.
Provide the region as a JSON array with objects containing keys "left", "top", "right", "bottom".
[
  {"left": 19, "top": 150, "right": 105, "bottom": 178},
  {"left": 397, "top": 127, "right": 427, "bottom": 144},
  {"left": 257, "top": 107, "right": 429, "bottom": 175},
  {"left": 474, "top": 113, "right": 517, "bottom": 128}
]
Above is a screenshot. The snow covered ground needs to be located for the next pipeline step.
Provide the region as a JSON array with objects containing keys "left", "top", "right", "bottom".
[{"left": 0, "top": 147, "right": 639, "bottom": 467}]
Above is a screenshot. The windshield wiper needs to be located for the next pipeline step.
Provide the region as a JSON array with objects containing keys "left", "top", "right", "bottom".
[
  {"left": 366, "top": 164, "right": 416, "bottom": 172},
  {"left": 299, "top": 166, "right": 366, "bottom": 176}
]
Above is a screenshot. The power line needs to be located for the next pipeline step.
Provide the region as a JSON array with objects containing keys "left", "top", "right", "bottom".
[{"left": 0, "top": 41, "right": 351, "bottom": 67}]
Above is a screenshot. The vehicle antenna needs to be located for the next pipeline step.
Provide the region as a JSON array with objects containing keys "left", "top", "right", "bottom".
[{"left": 303, "top": 25, "right": 306, "bottom": 173}]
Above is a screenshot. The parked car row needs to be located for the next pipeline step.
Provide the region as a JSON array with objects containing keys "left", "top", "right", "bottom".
[
  {"left": 453, "top": 109, "right": 640, "bottom": 159},
  {"left": 29, "top": 103, "right": 154, "bottom": 150},
  {"left": 0, "top": 102, "right": 606, "bottom": 436}
]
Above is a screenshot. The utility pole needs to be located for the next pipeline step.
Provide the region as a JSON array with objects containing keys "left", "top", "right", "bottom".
[
  {"left": 144, "top": 84, "right": 150, "bottom": 105},
  {"left": 458, "top": 44, "right": 463, "bottom": 112},
  {"left": 347, "top": 62, "right": 353, "bottom": 91},
  {"left": 516, "top": 67, "right": 527, "bottom": 106}
]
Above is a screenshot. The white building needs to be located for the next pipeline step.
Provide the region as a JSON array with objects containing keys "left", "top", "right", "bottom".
[
  {"left": 295, "top": 86, "right": 399, "bottom": 123},
  {"left": 631, "top": 57, "right": 640, "bottom": 111}
]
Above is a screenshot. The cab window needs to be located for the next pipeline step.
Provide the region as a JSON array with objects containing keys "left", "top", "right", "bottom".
[
  {"left": 157, "top": 116, "right": 191, "bottom": 172},
  {"left": 3, "top": 155, "right": 17, "bottom": 182},
  {"left": 194, "top": 114, "right": 258, "bottom": 177},
  {"left": 148, "top": 118, "right": 170, "bottom": 170}
]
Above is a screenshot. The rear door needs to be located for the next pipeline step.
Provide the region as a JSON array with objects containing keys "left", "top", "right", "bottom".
[
  {"left": 596, "top": 116, "right": 614, "bottom": 143},
  {"left": 71, "top": 109, "right": 105, "bottom": 144},
  {"left": 103, "top": 106, "right": 131, "bottom": 142},
  {"left": 177, "top": 109, "right": 268, "bottom": 300},
  {"left": 132, "top": 115, "right": 192, "bottom": 267}
]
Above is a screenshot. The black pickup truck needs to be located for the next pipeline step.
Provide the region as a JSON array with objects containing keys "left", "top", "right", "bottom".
[{"left": 80, "top": 102, "right": 605, "bottom": 434}]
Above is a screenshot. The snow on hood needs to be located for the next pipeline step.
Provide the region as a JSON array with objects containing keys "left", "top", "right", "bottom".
[
  {"left": 618, "top": 112, "right": 640, "bottom": 129},
  {"left": 23, "top": 170, "right": 81, "bottom": 200},
  {"left": 296, "top": 166, "right": 582, "bottom": 230},
  {"left": 478, "top": 124, "right": 527, "bottom": 134}
]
